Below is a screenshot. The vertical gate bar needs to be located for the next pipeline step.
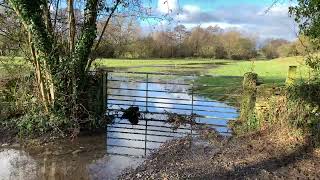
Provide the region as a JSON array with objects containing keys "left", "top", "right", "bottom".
[
  {"left": 146, "top": 73, "right": 149, "bottom": 112},
  {"left": 191, "top": 83, "right": 194, "bottom": 136},
  {"left": 105, "top": 71, "right": 109, "bottom": 112},
  {"left": 144, "top": 73, "right": 149, "bottom": 156},
  {"left": 103, "top": 71, "right": 107, "bottom": 113},
  {"left": 104, "top": 71, "right": 108, "bottom": 147}
]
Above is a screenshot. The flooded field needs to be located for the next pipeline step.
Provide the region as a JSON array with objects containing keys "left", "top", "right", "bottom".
[{"left": 0, "top": 73, "right": 239, "bottom": 179}]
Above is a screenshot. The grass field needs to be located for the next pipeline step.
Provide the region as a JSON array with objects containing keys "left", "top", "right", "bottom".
[
  {"left": 209, "top": 56, "right": 308, "bottom": 85},
  {"left": 94, "top": 58, "right": 231, "bottom": 74},
  {"left": 96, "top": 56, "right": 309, "bottom": 85},
  {"left": 95, "top": 57, "right": 308, "bottom": 84},
  {"left": 1, "top": 56, "right": 307, "bottom": 84},
  {"left": 95, "top": 56, "right": 310, "bottom": 102},
  {"left": 1, "top": 56, "right": 310, "bottom": 100}
]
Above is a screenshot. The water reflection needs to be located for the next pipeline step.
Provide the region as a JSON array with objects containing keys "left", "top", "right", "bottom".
[
  {"left": 106, "top": 73, "right": 239, "bottom": 157},
  {"left": 0, "top": 135, "right": 143, "bottom": 180},
  {"left": 0, "top": 73, "right": 240, "bottom": 179},
  {"left": 0, "top": 149, "right": 38, "bottom": 180}
]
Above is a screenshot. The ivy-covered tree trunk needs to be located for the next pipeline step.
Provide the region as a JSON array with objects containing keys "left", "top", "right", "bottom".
[
  {"left": 8, "top": 0, "right": 100, "bottom": 119},
  {"left": 9, "top": 0, "right": 58, "bottom": 112}
]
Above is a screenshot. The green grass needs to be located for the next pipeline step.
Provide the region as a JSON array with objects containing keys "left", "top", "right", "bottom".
[
  {"left": 1, "top": 56, "right": 310, "bottom": 102},
  {"left": 95, "top": 58, "right": 229, "bottom": 67},
  {"left": 94, "top": 58, "right": 231, "bottom": 74},
  {"left": 0, "top": 56, "right": 30, "bottom": 79},
  {"left": 209, "top": 56, "right": 309, "bottom": 85},
  {"left": 193, "top": 56, "right": 309, "bottom": 103},
  {"left": 95, "top": 57, "right": 309, "bottom": 86}
]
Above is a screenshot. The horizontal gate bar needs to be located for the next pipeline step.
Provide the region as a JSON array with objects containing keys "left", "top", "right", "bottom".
[
  {"left": 109, "top": 122, "right": 193, "bottom": 130},
  {"left": 107, "top": 144, "right": 155, "bottom": 151},
  {"left": 108, "top": 129, "right": 231, "bottom": 136},
  {"left": 107, "top": 94, "right": 239, "bottom": 104},
  {"left": 109, "top": 122, "right": 228, "bottom": 128},
  {"left": 107, "top": 79, "right": 239, "bottom": 88},
  {"left": 108, "top": 126, "right": 194, "bottom": 135},
  {"left": 107, "top": 152, "right": 145, "bottom": 158},
  {"left": 107, "top": 103, "right": 239, "bottom": 115},
  {"left": 107, "top": 98, "right": 235, "bottom": 109},
  {"left": 108, "top": 136, "right": 166, "bottom": 144},
  {"left": 107, "top": 109, "right": 236, "bottom": 121},
  {"left": 106, "top": 71, "right": 196, "bottom": 76},
  {"left": 107, "top": 87, "right": 240, "bottom": 97},
  {"left": 105, "top": 70, "right": 242, "bottom": 78},
  {"left": 108, "top": 121, "right": 228, "bottom": 129},
  {"left": 107, "top": 79, "right": 192, "bottom": 86},
  {"left": 107, "top": 130, "right": 185, "bottom": 138}
]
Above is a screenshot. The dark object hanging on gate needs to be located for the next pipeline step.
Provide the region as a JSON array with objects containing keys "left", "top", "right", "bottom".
[{"left": 121, "top": 106, "right": 141, "bottom": 125}]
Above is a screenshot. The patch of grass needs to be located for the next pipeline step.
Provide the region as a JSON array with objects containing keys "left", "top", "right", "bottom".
[
  {"left": 193, "top": 75, "right": 243, "bottom": 104},
  {"left": 194, "top": 56, "right": 309, "bottom": 103},
  {"left": 209, "top": 56, "right": 309, "bottom": 86},
  {"left": 0, "top": 56, "right": 30, "bottom": 79},
  {"left": 95, "top": 57, "right": 309, "bottom": 86},
  {"left": 95, "top": 57, "right": 310, "bottom": 102},
  {"left": 94, "top": 58, "right": 231, "bottom": 74}
]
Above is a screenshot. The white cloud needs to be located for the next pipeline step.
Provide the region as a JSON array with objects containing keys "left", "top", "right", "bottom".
[
  {"left": 183, "top": 5, "right": 200, "bottom": 14},
  {"left": 176, "top": 4, "right": 201, "bottom": 21},
  {"left": 175, "top": 4, "right": 296, "bottom": 40},
  {"left": 150, "top": 2, "right": 297, "bottom": 40},
  {"left": 258, "top": 4, "right": 289, "bottom": 16},
  {"left": 157, "top": 0, "right": 178, "bottom": 14},
  {"left": 183, "top": 22, "right": 242, "bottom": 30}
]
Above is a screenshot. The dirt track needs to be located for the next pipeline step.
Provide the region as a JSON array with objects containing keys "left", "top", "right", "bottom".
[{"left": 120, "top": 128, "right": 320, "bottom": 179}]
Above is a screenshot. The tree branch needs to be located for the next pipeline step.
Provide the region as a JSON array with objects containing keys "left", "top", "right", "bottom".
[
  {"left": 53, "top": 0, "right": 60, "bottom": 31},
  {"left": 84, "top": 0, "right": 121, "bottom": 71},
  {"left": 93, "top": 0, "right": 121, "bottom": 52}
]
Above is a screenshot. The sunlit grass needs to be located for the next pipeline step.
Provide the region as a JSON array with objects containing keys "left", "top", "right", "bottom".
[
  {"left": 94, "top": 58, "right": 231, "bottom": 69},
  {"left": 0, "top": 56, "right": 30, "bottom": 79},
  {"left": 209, "top": 56, "right": 309, "bottom": 85}
]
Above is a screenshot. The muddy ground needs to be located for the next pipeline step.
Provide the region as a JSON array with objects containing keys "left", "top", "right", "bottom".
[{"left": 120, "top": 127, "right": 320, "bottom": 179}]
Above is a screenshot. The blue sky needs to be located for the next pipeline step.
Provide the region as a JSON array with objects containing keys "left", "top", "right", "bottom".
[{"left": 141, "top": 0, "right": 297, "bottom": 41}]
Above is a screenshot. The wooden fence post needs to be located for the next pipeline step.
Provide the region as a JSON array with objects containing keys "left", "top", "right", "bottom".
[
  {"left": 286, "top": 66, "right": 297, "bottom": 86},
  {"left": 240, "top": 72, "right": 258, "bottom": 123}
]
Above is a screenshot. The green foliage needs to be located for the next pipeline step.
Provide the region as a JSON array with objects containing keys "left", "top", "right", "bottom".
[
  {"left": 0, "top": 76, "right": 34, "bottom": 120},
  {"left": 287, "top": 81, "right": 320, "bottom": 123},
  {"left": 0, "top": 74, "right": 72, "bottom": 136},
  {"left": 290, "top": 1, "right": 320, "bottom": 73},
  {"left": 96, "top": 25, "right": 257, "bottom": 60},
  {"left": 289, "top": 0, "right": 320, "bottom": 41},
  {"left": 262, "top": 39, "right": 289, "bottom": 59},
  {"left": 231, "top": 113, "right": 259, "bottom": 135},
  {"left": 0, "top": 72, "right": 72, "bottom": 136},
  {"left": 284, "top": 80, "right": 320, "bottom": 144},
  {"left": 16, "top": 110, "right": 71, "bottom": 136},
  {"left": 9, "top": 0, "right": 54, "bottom": 57}
]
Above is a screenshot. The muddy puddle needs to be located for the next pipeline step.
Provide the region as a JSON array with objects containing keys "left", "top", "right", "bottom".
[{"left": 0, "top": 73, "right": 239, "bottom": 180}]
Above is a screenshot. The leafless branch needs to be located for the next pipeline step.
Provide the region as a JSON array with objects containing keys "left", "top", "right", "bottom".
[
  {"left": 53, "top": 0, "right": 60, "bottom": 30},
  {"left": 84, "top": 0, "right": 121, "bottom": 71},
  {"left": 264, "top": 0, "right": 281, "bottom": 14},
  {"left": 93, "top": 0, "right": 121, "bottom": 52}
]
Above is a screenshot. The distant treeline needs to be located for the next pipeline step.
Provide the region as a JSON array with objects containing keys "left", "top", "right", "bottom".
[
  {"left": 95, "top": 19, "right": 313, "bottom": 60},
  {"left": 0, "top": 15, "right": 314, "bottom": 60}
]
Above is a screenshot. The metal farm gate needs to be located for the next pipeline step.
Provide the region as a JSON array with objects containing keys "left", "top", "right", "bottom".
[{"left": 104, "top": 71, "right": 240, "bottom": 157}]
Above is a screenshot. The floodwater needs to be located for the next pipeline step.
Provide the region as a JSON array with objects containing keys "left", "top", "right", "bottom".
[{"left": 0, "top": 74, "right": 239, "bottom": 180}]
